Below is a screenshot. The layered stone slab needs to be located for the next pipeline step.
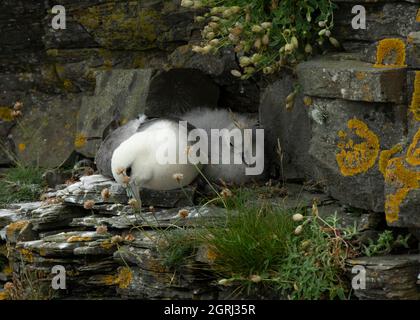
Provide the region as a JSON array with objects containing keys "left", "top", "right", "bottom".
[{"left": 297, "top": 56, "right": 407, "bottom": 103}]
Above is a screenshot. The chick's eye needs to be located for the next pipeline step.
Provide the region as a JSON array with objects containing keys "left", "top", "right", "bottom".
[{"left": 126, "top": 167, "right": 132, "bottom": 177}]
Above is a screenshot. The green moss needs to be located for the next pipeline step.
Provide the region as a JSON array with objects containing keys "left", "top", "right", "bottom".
[{"left": 74, "top": 3, "right": 163, "bottom": 50}]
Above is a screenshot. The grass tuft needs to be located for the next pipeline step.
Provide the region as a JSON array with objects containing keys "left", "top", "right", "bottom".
[{"left": 0, "top": 166, "right": 45, "bottom": 205}]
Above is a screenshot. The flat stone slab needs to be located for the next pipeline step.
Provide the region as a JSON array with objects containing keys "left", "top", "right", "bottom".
[
  {"left": 297, "top": 56, "right": 406, "bottom": 103},
  {"left": 56, "top": 174, "right": 196, "bottom": 208},
  {"left": 346, "top": 254, "right": 420, "bottom": 300},
  {"left": 70, "top": 205, "right": 227, "bottom": 229}
]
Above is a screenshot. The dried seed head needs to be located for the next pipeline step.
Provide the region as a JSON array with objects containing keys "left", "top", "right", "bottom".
[
  {"left": 173, "top": 173, "right": 184, "bottom": 182},
  {"left": 209, "top": 38, "right": 220, "bottom": 46},
  {"left": 294, "top": 225, "right": 303, "bottom": 235},
  {"left": 231, "top": 70, "right": 242, "bottom": 78},
  {"left": 101, "top": 188, "right": 110, "bottom": 200},
  {"left": 111, "top": 235, "right": 123, "bottom": 244},
  {"left": 4, "top": 282, "right": 14, "bottom": 291},
  {"left": 250, "top": 275, "right": 262, "bottom": 283},
  {"left": 194, "top": 16, "right": 205, "bottom": 23},
  {"left": 292, "top": 213, "right": 304, "bottom": 222},
  {"left": 178, "top": 209, "right": 190, "bottom": 219},
  {"left": 251, "top": 25, "right": 263, "bottom": 33},
  {"left": 181, "top": 0, "right": 194, "bottom": 8},
  {"left": 83, "top": 200, "right": 95, "bottom": 210},
  {"left": 239, "top": 56, "right": 252, "bottom": 67},
  {"left": 124, "top": 233, "right": 136, "bottom": 242},
  {"left": 262, "top": 34, "right": 270, "bottom": 46},
  {"left": 128, "top": 198, "right": 140, "bottom": 209},
  {"left": 218, "top": 279, "right": 230, "bottom": 286},
  {"left": 13, "top": 101, "right": 23, "bottom": 110},
  {"left": 96, "top": 225, "right": 108, "bottom": 234},
  {"left": 261, "top": 22, "right": 272, "bottom": 29},
  {"left": 221, "top": 188, "right": 233, "bottom": 198}
]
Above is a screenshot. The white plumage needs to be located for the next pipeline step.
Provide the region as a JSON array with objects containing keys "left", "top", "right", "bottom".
[
  {"left": 180, "top": 107, "right": 266, "bottom": 184},
  {"left": 110, "top": 119, "right": 199, "bottom": 191}
]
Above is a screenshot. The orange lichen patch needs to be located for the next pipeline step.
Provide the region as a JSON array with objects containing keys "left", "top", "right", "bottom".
[
  {"left": 0, "top": 291, "right": 9, "bottom": 300},
  {"left": 355, "top": 71, "right": 366, "bottom": 80},
  {"left": 100, "top": 239, "right": 116, "bottom": 250},
  {"left": 384, "top": 156, "right": 420, "bottom": 223},
  {"left": 206, "top": 247, "right": 218, "bottom": 262},
  {"left": 18, "top": 143, "right": 26, "bottom": 152},
  {"left": 406, "top": 128, "right": 420, "bottom": 166},
  {"left": 63, "top": 79, "right": 71, "bottom": 88},
  {"left": 116, "top": 267, "right": 133, "bottom": 289},
  {"left": 66, "top": 236, "right": 93, "bottom": 243},
  {"left": 409, "top": 71, "right": 420, "bottom": 121},
  {"left": 2, "top": 265, "right": 12, "bottom": 276},
  {"left": 39, "top": 248, "right": 47, "bottom": 257},
  {"left": 417, "top": 9, "right": 420, "bottom": 22},
  {"left": 303, "top": 96, "right": 312, "bottom": 107},
  {"left": 74, "top": 133, "right": 87, "bottom": 148},
  {"left": 336, "top": 118, "right": 380, "bottom": 176},
  {"left": 374, "top": 38, "right": 407, "bottom": 68},
  {"left": 379, "top": 144, "right": 403, "bottom": 176},
  {"left": 18, "top": 248, "right": 34, "bottom": 263},
  {"left": 98, "top": 267, "right": 133, "bottom": 289},
  {"left": 385, "top": 188, "right": 410, "bottom": 223},
  {"left": 385, "top": 157, "right": 420, "bottom": 187},
  {"left": 0, "top": 107, "right": 14, "bottom": 121},
  {"left": 6, "top": 220, "right": 30, "bottom": 239},
  {"left": 98, "top": 274, "right": 118, "bottom": 286}
]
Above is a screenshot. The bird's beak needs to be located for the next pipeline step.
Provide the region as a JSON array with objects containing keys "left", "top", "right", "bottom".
[{"left": 128, "top": 179, "right": 141, "bottom": 206}]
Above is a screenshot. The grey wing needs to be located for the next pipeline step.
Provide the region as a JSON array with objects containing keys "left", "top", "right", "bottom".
[{"left": 95, "top": 116, "right": 146, "bottom": 178}]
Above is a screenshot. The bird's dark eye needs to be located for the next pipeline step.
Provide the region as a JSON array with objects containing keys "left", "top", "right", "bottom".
[{"left": 126, "top": 167, "right": 132, "bottom": 177}]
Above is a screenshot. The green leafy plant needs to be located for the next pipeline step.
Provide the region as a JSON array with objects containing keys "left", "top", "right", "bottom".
[
  {"left": 183, "top": 0, "right": 337, "bottom": 78},
  {"left": 165, "top": 185, "right": 358, "bottom": 300},
  {"left": 363, "top": 230, "right": 411, "bottom": 257}
]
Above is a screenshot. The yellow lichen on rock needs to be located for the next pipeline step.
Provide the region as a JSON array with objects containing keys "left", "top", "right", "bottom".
[
  {"left": 336, "top": 118, "right": 380, "bottom": 176},
  {"left": 384, "top": 156, "right": 420, "bottom": 223},
  {"left": 409, "top": 71, "right": 420, "bottom": 121},
  {"left": 379, "top": 144, "right": 403, "bottom": 176},
  {"left": 18, "top": 248, "right": 34, "bottom": 263},
  {"left": 374, "top": 38, "right": 407, "bottom": 68},
  {"left": 385, "top": 188, "right": 410, "bottom": 223},
  {"left": 74, "top": 3, "right": 161, "bottom": 50},
  {"left": 0, "top": 291, "right": 9, "bottom": 300},
  {"left": 0, "top": 107, "right": 14, "bottom": 122},
  {"left": 417, "top": 9, "right": 420, "bottom": 22},
  {"left": 18, "top": 143, "right": 26, "bottom": 152},
  {"left": 66, "top": 236, "right": 93, "bottom": 243},
  {"left": 406, "top": 128, "right": 420, "bottom": 166},
  {"left": 74, "top": 133, "right": 87, "bottom": 149},
  {"left": 6, "top": 221, "right": 30, "bottom": 240},
  {"left": 97, "top": 267, "right": 132, "bottom": 289},
  {"left": 116, "top": 267, "right": 133, "bottom": 289}
]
